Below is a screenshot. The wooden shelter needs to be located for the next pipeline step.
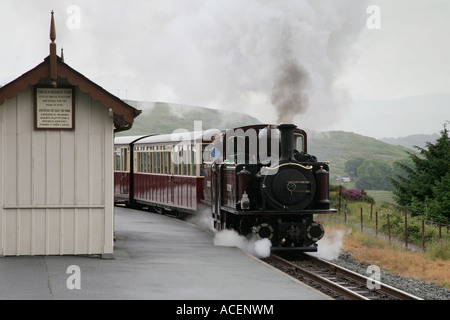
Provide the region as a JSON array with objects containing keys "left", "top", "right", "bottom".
[{"left": 0, "top": 12, "right": 140, "bottom": 257}]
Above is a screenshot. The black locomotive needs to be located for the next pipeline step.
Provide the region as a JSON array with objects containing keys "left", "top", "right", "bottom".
[{"left": 202, "top": 124, "right": 336, "bottom": 251}]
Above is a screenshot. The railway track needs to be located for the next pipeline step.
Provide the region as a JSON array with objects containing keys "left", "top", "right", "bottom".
[{"left": 265, "top": 253, "right": 423, "bottom": 300}]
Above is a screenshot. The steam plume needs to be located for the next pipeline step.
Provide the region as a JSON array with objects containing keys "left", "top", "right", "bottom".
[{"left": 23, "top": 0, "right": 367, "bottom": 128}]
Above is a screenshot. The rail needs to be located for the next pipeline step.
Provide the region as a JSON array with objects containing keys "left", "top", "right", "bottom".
[{"left": 268, "top": 253, "right": 423, "bottom": 300}]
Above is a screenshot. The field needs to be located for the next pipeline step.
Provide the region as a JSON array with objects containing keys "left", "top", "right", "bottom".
[{"left": 323, "top": 189, "right": 450, "bottom": 289}]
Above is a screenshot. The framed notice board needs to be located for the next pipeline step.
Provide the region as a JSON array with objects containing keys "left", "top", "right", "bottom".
[{"left": 34, "top": 86, "right": 75, "bottom": 130}]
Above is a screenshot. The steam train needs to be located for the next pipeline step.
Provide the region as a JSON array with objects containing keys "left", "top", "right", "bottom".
[{"left": 114, "top": 124, "right": 336, "bottom": 251}]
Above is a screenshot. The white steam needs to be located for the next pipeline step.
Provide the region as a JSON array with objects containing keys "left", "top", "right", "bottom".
[
  {"left": 67, "top": 0, "right": 369, "bottom": 128},
  {"left": 308, "top": 228, "right": 346, "bottom": 260},
  {"left": 187, "top": 206, "right": 272, "bottom": 258},
  {"left": 187, "top": 206, "right": 215, "bottom": 232},
  {"left": 213, "top": 229, "right": 272, "bottom": 259}
]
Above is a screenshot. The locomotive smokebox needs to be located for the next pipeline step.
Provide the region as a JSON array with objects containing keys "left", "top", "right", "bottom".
[{"left": 278, "top": 124, "right": 296, "bottom": 162}]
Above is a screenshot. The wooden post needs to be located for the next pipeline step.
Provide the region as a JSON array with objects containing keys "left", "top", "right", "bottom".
[
  {"left": 387, "top": 213, "right": 391, "bottom": 244},
  {"left": 344, "top": 203, "right": 347, "bottom": 225},
  {"left": 360, "top": 207, "right": 363, "bottom": 231},
  {"left": 404, "top": 207, "right": 408, "bottom": 249},
  {"left": 375, "top": 211, "right": 378, "bottom": 238},
  {"left": 338, "top": 186, "right": 342, "bottom": 213},
  {"left": 422, "top": 220, "right": 426, "bottom": 251},
  {"left": 371, "top": 198, "right": 373, "bottom": 219}
]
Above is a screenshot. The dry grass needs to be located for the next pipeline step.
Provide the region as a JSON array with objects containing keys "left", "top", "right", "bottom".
[{"left": 328, "top": 223, "right": 450, "bottom": 288}]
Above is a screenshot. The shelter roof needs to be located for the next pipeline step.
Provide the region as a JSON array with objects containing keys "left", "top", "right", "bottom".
[{"left": 0, "top": 11, "right": 141, "bottom": 132}]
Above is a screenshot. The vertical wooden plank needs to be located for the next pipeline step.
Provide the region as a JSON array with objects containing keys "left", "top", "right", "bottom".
[
  {"left": 89, "top": 100, "right": 106, "bottom": 206},
  {"left": 33, "top": 130, "right": 47, "bottom": 205},
  {"left": 62, "top": 209, "right": 75, "bottom": 254},
  {"left": 74, "top": 208, "right": 79, "bottom": 255},
  {"left": 90, "top": 132, "right": 103, "bottom": 205},
  {"left": 4, "top": 210, "right": 17, "bottom": 255},
  {"left": 103, "top": 115, "right": 114, "bottom": 255},
  {"left": 0, "top": 97, "right": 5, "bottom": 255},
  {"left": 47, "top": 209, "right": 60, "bottom": 254},
  {"left": 90, "top": 209, "right": 104, "bottom": 254},
  {"left": 76, "top": 209, "right": 89, "bottom": 254},
  {"left": 17, "top": 134, "right": 32, "bottom": 205},
  {"left": 46, "top": 131, "right": 61, "bottom": 205},
  {"left": 4, "top": 96, "right": 17, "bottom": 207},
  {"left": 17, "top": 89, "right": 33, "bottom": 206},
  {"left": 61, "top": 131, "right": 75, "bottom": 205},
  {"left": 75, "top": 90, "right": 89, "bottom": 205},
  {"left": 33, "top": 209, "right": 46, "bottom": 254},
  {"left": 18, "top": 209, "right": 32, "bottom": 255}
]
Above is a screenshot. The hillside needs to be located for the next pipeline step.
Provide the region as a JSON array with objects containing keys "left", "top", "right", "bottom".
[
  {"left": 117, "top": 100, "right": 412, "bottom": 181},
  {"left": 380, "top": 133, "right": 440, "bottom": 150},
  {"left": 117, "top": 101, "right": 260, "bottom": 136},
  {"left": 307, "top": 130, "right": 413, "bottom": 179}
]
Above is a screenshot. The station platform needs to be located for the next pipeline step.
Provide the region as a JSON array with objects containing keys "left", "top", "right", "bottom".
[{"left": 0, "top": 206, "right": 329, "bottom": 300}]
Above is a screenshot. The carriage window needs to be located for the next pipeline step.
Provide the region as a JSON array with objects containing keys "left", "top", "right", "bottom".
[
  {"left": 115, "top": 147, "right": 129, "bottom": 172},
  {"left": 114, "top": 148, "right": 121, "bottom": 171}
]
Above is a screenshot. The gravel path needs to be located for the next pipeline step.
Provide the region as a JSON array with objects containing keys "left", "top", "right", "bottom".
[{"left": 328, "top": 251, "right": 450, "bottom": 300}]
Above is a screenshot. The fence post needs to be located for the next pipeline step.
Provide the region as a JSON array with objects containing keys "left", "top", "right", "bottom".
[
  {"left": 360, "top": 207, "right": 363, "bottom": 232},
  {"left": 439, "top": 223, "right": 442, "bottom": 246},
  {"left": 404, "top": 207, "right": 408, "bottom": 249},
  {"left": 422, "top": 220, "right": 426, "bottom": 251},
  {"left": 371, "top": 198, "right": 373, "bottom": 219},
  {"left": 344, "top": 203, "right": 347, "bottom": 225},
  {"left": 387, "top": 213, "right": 391, "bottom": 244},
  {"left": 338, "top": 186, "right": 342, "bottom": 213},
  {"left": 375, "top": 211, "right": 378, "bottom": 238}
]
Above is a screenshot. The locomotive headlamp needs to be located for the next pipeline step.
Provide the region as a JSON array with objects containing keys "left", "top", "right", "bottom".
[
  {"left": 240, "top": 191, "right": 250, "bottom": 210},
  {"left": 306, "top": 222, "right": 324, "bottom": 242}
]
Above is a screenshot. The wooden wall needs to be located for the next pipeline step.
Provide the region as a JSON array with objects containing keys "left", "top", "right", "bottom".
[{"left": 0, "top": 87, "right": 114, "bottom": 256}]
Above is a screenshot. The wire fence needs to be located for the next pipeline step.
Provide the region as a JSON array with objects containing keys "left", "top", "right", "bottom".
[{"left": 329, "top": 188, "right": 450, "bottom": 252}]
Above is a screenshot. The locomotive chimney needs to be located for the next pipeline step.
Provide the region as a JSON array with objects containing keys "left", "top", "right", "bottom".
[{"left": 278, "top": 124, "right": 296, "bottom": 162}]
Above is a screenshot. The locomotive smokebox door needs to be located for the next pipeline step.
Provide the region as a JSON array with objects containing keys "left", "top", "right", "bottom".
[{"left": 262, "top": 166, "right": 316, "bottom": 211}]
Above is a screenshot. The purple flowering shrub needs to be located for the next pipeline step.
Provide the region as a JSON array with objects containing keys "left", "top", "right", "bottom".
[{"left": 341, "top": 188, "right": 367, "bottom": 201}]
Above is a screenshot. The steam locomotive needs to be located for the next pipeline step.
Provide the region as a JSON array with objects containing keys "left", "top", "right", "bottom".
[{"left": 114, "top": 124, "right": 336, "bottom": 251}]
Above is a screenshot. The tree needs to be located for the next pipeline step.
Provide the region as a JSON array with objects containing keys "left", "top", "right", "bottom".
[
  {"left": 427, "top": 171, "right": 450, "bottom": 220},
  {"left": 355, "top": 159, "right": 393, "bottom": 190},
  {"left": 344, "top": 158, "right": 365, "bottom": 177},
  {"left": 389, "top": 124, "right": 450, "bottom": 218}
]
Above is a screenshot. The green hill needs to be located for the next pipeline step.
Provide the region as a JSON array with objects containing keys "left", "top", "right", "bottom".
[
  {"left": 117, "top": 100, "right": 260, "bottom": 135},
  {"left": 307, "top": 130, "right": 413, "bottom": 180},
  {"left": 118, "top": 100, "right": 412, "bottom": 183}
]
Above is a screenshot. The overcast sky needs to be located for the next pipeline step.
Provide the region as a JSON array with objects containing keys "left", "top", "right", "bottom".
[{"left": 1, "top": 0, "right": 449, "bottom": 138}]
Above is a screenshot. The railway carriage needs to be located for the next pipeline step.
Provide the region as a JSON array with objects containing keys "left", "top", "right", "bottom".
[
  {"left": 114, "top": 131, "right": 213, "bottom": 214},
  {"left": 114, "top": 124, "right": 336, "bottom": 251}
]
